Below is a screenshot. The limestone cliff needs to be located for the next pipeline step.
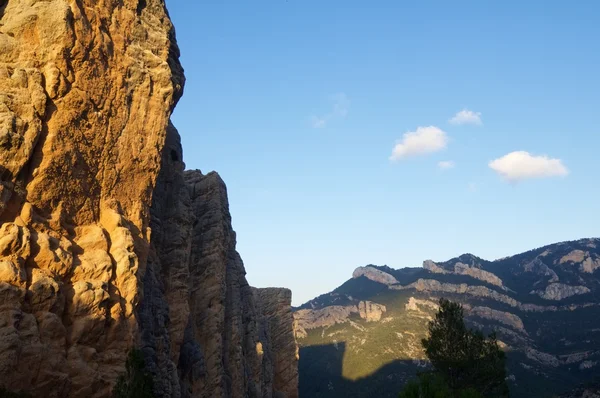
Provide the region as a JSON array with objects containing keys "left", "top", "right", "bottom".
[
  {"left": 357, "top": 300, "right": 386, "bottom": 322},
  {"left": 352, "top": 265, "right": 398, "bottom": 285},
  {"left": 0, "top": 1, "right": 298, "bottom": 397},
  {"left": 294, "top": 300, "right": 387, "bottom": 338}
]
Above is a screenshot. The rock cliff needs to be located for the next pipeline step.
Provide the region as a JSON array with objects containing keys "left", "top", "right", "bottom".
[
  {"left": 294, "top": 300, "right": 387, "bottom": 339},
  {"left": 352, "top": 265, "right": 398, "bottom": 285},
  {"left": 357, "top": 300, "right": 386, "bottom": 322},
  {"left": 0, "top": 1, "right": 297, "bottom": 397},
  {"left": 253, "top": 288, "right": 299, "bottom": 398}
]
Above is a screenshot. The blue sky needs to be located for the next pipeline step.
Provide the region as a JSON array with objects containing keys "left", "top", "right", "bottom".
[{"left": 166, "top": 0, "right": 600, "bottom": 305}]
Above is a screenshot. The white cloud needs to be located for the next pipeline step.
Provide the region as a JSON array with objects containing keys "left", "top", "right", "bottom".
[
  {"left": 488, "top": 151, "right": 569, "bottom": 182},
  {"left": 390, "top": 126, "right": 448, "bottom": 161},
  {"left": 438, "top": 160, "right": 455, "bottom": 170},
  {"left": 311, "top": 93, "right": 349, "bottom": 128},
  {"left": 449, "top": 109, "right": 482, "bottom": 125}
]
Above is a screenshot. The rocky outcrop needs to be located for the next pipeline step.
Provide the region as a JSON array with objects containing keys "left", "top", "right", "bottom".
[
  {"left": 454, "top": 262, "right": 504, "bottom": 287},
  {"left": 294, "top": 300, "right": 387, "bottom": 336},
  {"left": 352, "top": 266, "right": 398, "bottom": 285},
  {"left": 423, "top": 260, "right": 448, "bottom": 274},
  {"left": 253, "top": 288, "right": 299, "bottom": 398},
  {"left": 559, "top": 249, "right": 600, "bottom": 273},
  {"left": 423, "top": 260, "right": 504, "bottom": 287},
  {"left": 405, "top": 297, "right": 439, "bottom": 312},
  {"left": 464, "top": 305, "right": 526, "bottom": 333},
  {"left": 579, "top": 361, "right": 597, "bottom": 370},
  {"left": 394, "top": 279, "right": 522, "bottom": 308},
  {"left": 532, "top": 283, "right": 590, "bottom": 300},
  {"left": 358, "top": 300, "right": 386, "bottom": 322},
  {"left": 523, "top": 258, "right": 560, "bottom": 283},
  {"left": 0, "top": 1, "right": 297, "bottom": 397},
  {"left": 525, "top": 348, "right": 560, "bottom": 367},
  {"left": 582, "top": 257, "right": 600, "bottom": 273},
  {"left": 393, "top": 279, "right": 600, "bottom": 313},
  {"left": 294, "top": 305, "right": 358, "bottom": 333},
  {"left": 405, "top": 298, "right": 525, "bottom": 334},
  {"left": 560, "top": 250, "right": 588, "bottom": 264}
]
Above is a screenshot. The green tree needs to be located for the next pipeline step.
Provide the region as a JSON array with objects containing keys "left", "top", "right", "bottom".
[
  {"left": 421, "top": 298, "right": 509, "bottom": 397},
  {"left": 112, "top": 349, "right": 155, "bottom": 398}
]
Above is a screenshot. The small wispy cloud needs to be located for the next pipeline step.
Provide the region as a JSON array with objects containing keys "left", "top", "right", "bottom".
[
  {"left": 311, "top": 93, "right": 350, "bottom": 128},
  {"left": 438, "top": 160, "right": 455, "bottom": 170},
  {"left": 488, "top": 151, "right": 569, "bottom": 182},
  {"left": 390, "top": 126, "right": 448, "bottom": 161},
  {"left": 449, "top": 109, "right": 482, "bottom": 126},
  {"left": 311, "top": 117, "right": 327, "bottom": 129}
]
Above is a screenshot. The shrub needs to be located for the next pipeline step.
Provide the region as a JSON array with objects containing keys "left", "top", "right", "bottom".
[{"left": 112, "top": 349, "right": 155, "bottom": 398}]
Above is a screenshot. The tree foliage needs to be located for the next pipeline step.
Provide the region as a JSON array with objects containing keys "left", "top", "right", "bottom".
[
  {"left": 112, "top": 349, "right": 155, "bottom": 398},
  {"left": 400, "top": 298, "right": 509, "bottom": 398}
]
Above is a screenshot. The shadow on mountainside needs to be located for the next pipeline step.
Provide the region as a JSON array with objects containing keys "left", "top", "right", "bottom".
[
  {"left": 299, "top": 342, "right": 425, "bottom": 398},
  {"left": 299, "top": 342, "right": 598, "bottom": 398}
]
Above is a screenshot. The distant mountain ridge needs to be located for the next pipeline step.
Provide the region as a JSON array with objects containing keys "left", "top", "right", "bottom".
[{"left": 295, "top": 238, "right": 600, "bottom": 398}]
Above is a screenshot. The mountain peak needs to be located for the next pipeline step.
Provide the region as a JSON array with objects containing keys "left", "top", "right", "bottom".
[{"left": 352, "top": 265, "right": 398, "bottom": 285}]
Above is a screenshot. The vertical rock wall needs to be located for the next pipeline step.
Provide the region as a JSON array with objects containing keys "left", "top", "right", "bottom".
[
  {"left": 254, "top": 288, "right": 300, "bottom": 398},
  {"left": 143, "top": 123, "right": 299, "bottom": 398},
  {"left": 0, "top": 0, "right": 183, "bottom": 396},
  {"left": 0, "top": 1, "right": 298, "bottom": 397}
]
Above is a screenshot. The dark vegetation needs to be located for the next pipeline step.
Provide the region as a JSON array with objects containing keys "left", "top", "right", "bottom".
[
  {"left": 0, "top": 388, "right": 30, "bottom": 398},
  {"left": 112, "top": 349, "right": 155, "bottom": 398}
]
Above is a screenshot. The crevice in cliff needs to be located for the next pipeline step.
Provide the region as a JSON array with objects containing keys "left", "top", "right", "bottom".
[
  {"left": 136, "top": 0, "right": 147, "bottom": 16},
  {"left": 0, "top": 1, "right": 7, "bottom": 21},
  {"left": 102, "top": 227, "right": 127, "bottom": 330}
]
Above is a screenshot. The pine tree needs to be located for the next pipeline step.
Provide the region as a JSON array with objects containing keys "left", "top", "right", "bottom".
[{"left": 421, "top": 298, "right": 509, "bottom": 397}]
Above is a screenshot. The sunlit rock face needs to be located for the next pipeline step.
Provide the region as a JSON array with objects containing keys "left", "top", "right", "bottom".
[
  {"left": 0, "top": 0, "right": 182, "bottom": 395},
  {"left": 0, "top": 1, "right": 298, "bottom": 397}
]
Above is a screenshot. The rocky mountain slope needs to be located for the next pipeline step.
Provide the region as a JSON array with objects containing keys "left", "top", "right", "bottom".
[
  {"left": 0, "top": 1, "right": 297, "bottom": 397},
  {"left": 295, "top": 238, "right": 600, "bottom": 398}
]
